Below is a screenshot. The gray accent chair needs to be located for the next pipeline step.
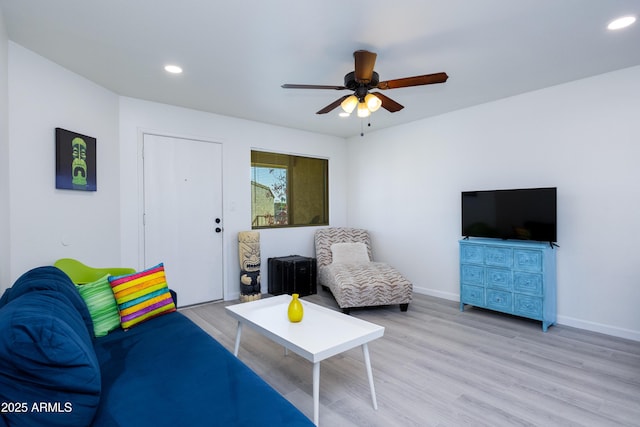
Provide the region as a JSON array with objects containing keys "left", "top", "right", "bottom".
[{"left": 314, "top": 227, "right": 413, "bottom": 313}]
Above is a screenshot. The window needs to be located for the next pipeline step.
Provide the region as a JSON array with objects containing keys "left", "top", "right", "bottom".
[{"left": 251, "top": 150, "right": 328, "bottom": 228}]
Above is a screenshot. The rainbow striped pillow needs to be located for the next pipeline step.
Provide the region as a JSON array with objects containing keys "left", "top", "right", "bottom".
[{"left": 108, "top": 263, "right": 176, "bottom": 329}]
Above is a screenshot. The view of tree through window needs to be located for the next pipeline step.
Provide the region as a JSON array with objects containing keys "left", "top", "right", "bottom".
[
  {"left": 251, "top": 165, "right": 288, "bottom": 226},
  {"left": 251, "top": 151, "right": 328, "bottom": 228}
]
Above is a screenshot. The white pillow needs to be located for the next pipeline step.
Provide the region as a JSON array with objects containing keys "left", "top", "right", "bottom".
[{"left": 330, "top": 242, "right": 370, "bottom": 264}]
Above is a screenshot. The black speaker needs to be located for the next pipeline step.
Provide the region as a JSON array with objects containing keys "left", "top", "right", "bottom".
[{"left": 268, "top": 255, "right": 317, "bottom": 297}]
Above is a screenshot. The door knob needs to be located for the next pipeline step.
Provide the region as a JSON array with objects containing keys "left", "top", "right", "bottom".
[{"left": 215, "top": 227, "right": 222, "bottom": 233}]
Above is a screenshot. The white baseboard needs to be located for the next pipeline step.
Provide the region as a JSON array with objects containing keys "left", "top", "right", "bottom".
[
  {"left": 556, "top": 315, "right": 640, "bottom": 342},
  {"left": 413, "top": 288, "right": 640, "bottom": 342},
  {"left": 413, "top": 286, "right": 459, "bottom": 302}
]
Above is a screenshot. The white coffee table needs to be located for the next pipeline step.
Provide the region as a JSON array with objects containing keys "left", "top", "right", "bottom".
[{"left": 225, "top": 294, "right": 384, "bottom": 426}]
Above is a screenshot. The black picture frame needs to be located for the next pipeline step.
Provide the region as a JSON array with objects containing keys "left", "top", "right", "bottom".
[{"left": 55, "top": 128, "right": 97, "bottom": 191}]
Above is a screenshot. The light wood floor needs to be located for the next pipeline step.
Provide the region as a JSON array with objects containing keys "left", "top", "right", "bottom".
[{"left": 181, "top": 291, "right": 640, "bottom": 427}]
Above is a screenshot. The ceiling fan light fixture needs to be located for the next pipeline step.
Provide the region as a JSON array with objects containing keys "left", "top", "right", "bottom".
[
  {"left": 365, "top": 93, "right": 382, "bottom": 112},
  {"left": 340, "top": 95, "right": 358, "bottom": 114},
  {"left": 281, "top": 50, "right": 447, "bottom": 117},
  {"left": 357, "top": 102, "right": 371, "bottom": 118}
]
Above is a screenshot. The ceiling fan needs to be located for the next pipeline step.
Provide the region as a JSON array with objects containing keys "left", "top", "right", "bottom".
[{"left": 281, "top": 50, "right": 448, "bottom": 117}]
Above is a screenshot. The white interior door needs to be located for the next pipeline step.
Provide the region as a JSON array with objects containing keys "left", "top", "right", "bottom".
[{"left": 143, "top": 134, "right": 223, "bottom": 306}]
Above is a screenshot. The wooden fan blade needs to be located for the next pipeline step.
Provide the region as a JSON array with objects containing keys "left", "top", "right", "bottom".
[
  {"left": 354, "top": 50, "right": 377, "bottom": 83},
  {"left": 316, "top": 95, "right": 351, "bottom": 114},
  {"left": 377, "top": 72, "right": 448, "bottom": 90},
  {"left": 371, "top": 92, "right": 404, "bottom": 112},
  {"left": 282, "top": 83, "right": 346, "bottom": 90}
]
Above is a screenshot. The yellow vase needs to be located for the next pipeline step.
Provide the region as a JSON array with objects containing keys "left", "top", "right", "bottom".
[{"left": 288, "top": 293, "right": 304, "bottom": 323}]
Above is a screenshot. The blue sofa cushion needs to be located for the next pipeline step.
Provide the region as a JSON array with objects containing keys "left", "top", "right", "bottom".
[
  {"left": 0, "top": 266, "right": 94, "bottom": 335},
  {"left": 0, "top": 267, "right": 101, "bottom": 427},
  {"left": 92, "top": 311, "right": 314, "bottom": 426}
]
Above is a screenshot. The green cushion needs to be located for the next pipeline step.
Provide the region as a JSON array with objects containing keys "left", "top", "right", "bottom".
[
  {"left": 55, "top": 258, "right": 136, "bottom": 284},
  {"left": 76, "top": 274, "right": 121, "bottom": 337}
]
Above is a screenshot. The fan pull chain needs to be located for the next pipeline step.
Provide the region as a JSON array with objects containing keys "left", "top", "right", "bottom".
[{"left": 360, "top": 119, "right": 372, "bottom": 137}]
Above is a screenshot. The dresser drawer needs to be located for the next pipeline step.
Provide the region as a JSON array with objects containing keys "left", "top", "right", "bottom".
[
  {"left": 459, "top": 239, "right": 556, "bottom": 332},
  {"left": 514, "top": 249, "right": 543, "bottom": 272},
  {"left": 460, "top": 244, "right": 484, "bottom": 265},
  {"left": 514, "top": 294, "right": 543, "bottom": 319},
  {"left": 514, "top": 272, "right": 543, "bottom": 296},
  {"left": 486, "top": 289, "right": 513, "bottom": 312},
  {"left": 486, "top": 268, "right": 512, "bottom": 291},
  {"left": 461, "top": 264, "right": 484, "bottom": 286},
  {"left": 461, "top": 285, "right": 484, "bottom": 306},
  {"left": 485, "top": 246, "right": 513, "bottom": 268}
]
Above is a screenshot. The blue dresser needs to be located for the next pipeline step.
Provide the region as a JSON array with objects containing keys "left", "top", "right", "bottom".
[{"left": 459, "top": 238, "right": 557, "bottom": 331}]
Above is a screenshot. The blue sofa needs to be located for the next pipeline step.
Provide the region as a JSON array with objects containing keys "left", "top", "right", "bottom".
[{"left": 0, "top": 267, "right": 313, "bottom": 427}]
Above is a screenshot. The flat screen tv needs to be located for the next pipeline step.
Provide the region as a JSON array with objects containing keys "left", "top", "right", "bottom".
[{"left": 461, "top": 187, "right": 557, "bottom": 243}]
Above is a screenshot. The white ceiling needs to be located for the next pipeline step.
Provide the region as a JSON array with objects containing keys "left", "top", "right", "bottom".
[{"left": 1, "top": 0, "right": 638, "bottom": 138}]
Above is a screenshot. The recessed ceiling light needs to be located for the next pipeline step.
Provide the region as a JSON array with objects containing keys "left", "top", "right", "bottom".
[
  {"left": 607, "top": 16, "right": 636, "bottom": 30},
  {"left": 164, "top": 64, "right": 183, "bottom": 74},
  {"left": 338, "top": 112, "right": 350, "bottom": 118}
]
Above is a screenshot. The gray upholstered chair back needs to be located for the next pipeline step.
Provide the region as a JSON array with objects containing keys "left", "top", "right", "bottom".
[{"left": 314, "top": 227, "right": 373, "bottom": 269}]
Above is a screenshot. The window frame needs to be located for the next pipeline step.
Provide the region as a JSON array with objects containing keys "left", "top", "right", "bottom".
[{"left": 250, "top": 150, "right": 329, "bottom": 229}]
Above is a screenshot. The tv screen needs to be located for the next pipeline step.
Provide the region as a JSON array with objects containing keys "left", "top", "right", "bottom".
[{"left": 461, "top": 187, "right": 557, "bottom": 242}]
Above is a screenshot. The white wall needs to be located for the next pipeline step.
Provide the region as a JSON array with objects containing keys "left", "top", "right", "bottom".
[
  {"left": 5, "top": 43, "right": 120, "bottom": 286},
  {"left": 3, "top": 42, "right": 347, "bottom": 301},
  {"left": 118, "top": 97, "right": 348, "bottom": 301},
  {"left": 0, "top": 9, "right": 9, "bottom": 289},
  {"left": 347, "top": 66, "right": 640, "bottom": 341},
  {"left": 5, "top": 39, "right": 638, "bottom": 341}
]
